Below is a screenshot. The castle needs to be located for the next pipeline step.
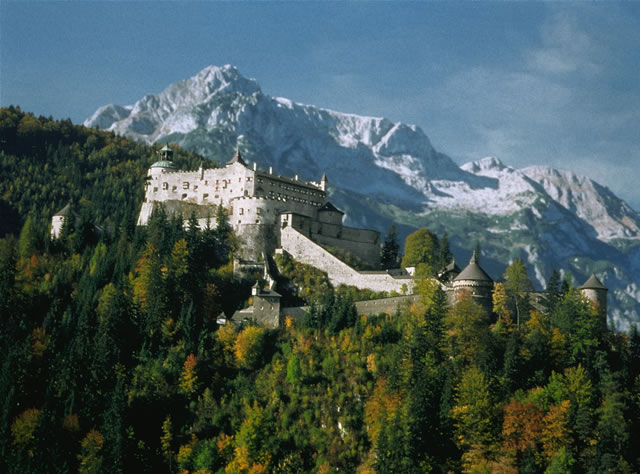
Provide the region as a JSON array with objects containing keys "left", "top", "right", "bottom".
[
  {"left": 133, "top": 146, "right": 609, "bottom": 328},
  {"left": 138, "top": 145, "right": 414, "bottom": 294}
]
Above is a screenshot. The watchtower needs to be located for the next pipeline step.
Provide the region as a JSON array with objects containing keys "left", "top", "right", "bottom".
[
  {"left": 452, "top": 251, "right": 493, "bottom": 313},
  {"left": 579, "top": 274, "right": 608, "bottom": 329}
]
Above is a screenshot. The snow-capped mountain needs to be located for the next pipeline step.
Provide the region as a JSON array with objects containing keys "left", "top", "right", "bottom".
[{"left": 85, "top": 65, "right": 640, "bottom": 330}]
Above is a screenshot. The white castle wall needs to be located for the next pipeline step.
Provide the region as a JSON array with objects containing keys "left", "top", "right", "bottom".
[
  {"left": 280, "top": 225, "right": 413, "bottom": 294},
  {"left": 139, "top": 162, "right": 326, "bottom": 226},
  {"left": 284, "top": 213, "right": 381, "bottom": 267},
  {"left": 50, "top": 215, "right": 65, "bottom": 239}
]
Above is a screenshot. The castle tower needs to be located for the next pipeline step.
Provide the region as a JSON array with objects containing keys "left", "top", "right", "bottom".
[
  {"left": 452, "top": 251, "right": 493, "bottom": 313},
  {"left": 158, "top": 144, "right": 173, "bottom": 161},
  {"left": 251, "top": 281, "right": 282, "bottom": 328},
  {"left": 579, "top": 274, "right": 608, "bottom": 328},
  {"left": 51, "top": 203, "right": 71, "bottom": 239},
  {"left": 149, "top": 145, "right": 176, "bottom": 177}
]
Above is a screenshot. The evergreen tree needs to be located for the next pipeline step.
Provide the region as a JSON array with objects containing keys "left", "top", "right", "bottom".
[{"left": 380, "top": 224, "right": 400, "bottom": 270}]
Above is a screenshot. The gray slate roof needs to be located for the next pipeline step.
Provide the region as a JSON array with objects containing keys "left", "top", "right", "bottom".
[
  {"left": 579, "top": 274, "right": 607, "bottom": 290},
  {"left": 54, "top": 203, "right": 71, "bottom": 217},
  {"left": 453, "top": 252, "right": 493, "bottom": 282},
  {"left": 318, "top": 202, "right": 343, "bottom": 214},
  {"left": 227, "top": 150, "right": 247, "bottom": 167}
]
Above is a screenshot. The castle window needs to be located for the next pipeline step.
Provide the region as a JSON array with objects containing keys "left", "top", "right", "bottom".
[
  {"left": 182, "top": 193, "right": 187, "bottom": 200},
  {"left": 257, "top": 208, "right": 262, "bottom": 215},
  {"left": 205, "top": 180, "right": 208, "bottom": 185},
  {"left": 153, "top": 187, "right": 158, "bottom": 192},
  {"left": 172, "top": 185, "right": 177, "bottom": 192},
  {"left": 244, "top": 190, "right": 248, "bottom": 196},
  {"left": 162, "top": 182, "right": 168, "bottom": 190},
  {"left": 203, "top": 193, "right": 209, "bottom": 201},
  {"left": 246, "top": 177, "right": 252, "bottom": 182},
  {"left": 193, "top": 185, "right": 198, "bottom": 190},
  {"left": 215, "top": 194, "right": 219, "bottom": 199},
  {"left": 238, "top": 178, "right": 242, "bottom": 183},
  {"left": 239, "top": 208, "right": 244, "bottom": 215},
  {"left": 183, "top": 182, "right": 189, "bottom": 189}
]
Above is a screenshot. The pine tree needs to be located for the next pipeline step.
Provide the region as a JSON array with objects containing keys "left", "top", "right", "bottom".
[{"left": 380, "top": 224, "right": 400, "bottom": 270}]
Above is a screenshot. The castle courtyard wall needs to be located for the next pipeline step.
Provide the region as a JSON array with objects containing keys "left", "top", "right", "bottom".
[{"left": 280, "top": 225, "right": 413, "bottom": 294}]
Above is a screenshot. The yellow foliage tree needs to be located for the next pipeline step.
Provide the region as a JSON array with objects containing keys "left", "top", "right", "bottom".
[
  {"left": 11, "top": 408, "right": 41, "bottom": 453},
  {"left": 540, "top": 400, "right": 572, "bottom": 460},
  {"left": 31, "top": 327, "right": 50, "bottom": 358},
  {"left": 78, "top": 429, "right": 105, "bottom": 474},
  {"left": 180, "top": 353, "right": 198, "bottom": 394},
  {"left": 234, "top": 326, "right": 266, "bottom": 369}
]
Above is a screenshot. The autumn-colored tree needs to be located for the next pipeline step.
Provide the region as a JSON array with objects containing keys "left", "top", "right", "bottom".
[
  {"left": 161, "top": 416, "right": 174, "bottom": 469},
  {"left": 234, "top": 326, "right": 266, "bottom": 370},
  {"left": 492, "top": 282, "right": 512, "bottom": 328},
  {"left": 11, "top": 408, "right": 41, "bottom": 452},
  {"left": 30, "top": 327, "right": 50, "bottom": 358},
  {"left": 445, "top": 293, "right": 490, "bottom": 365},
  {"left": 180, "top": 353, "right": 198, "bottom": 394},
  {"left": 540, "top": 400, "right": 572, "bottom": 460},
  {"left": 452, "top": 366, "right": 495, "bottom": 451},
  {"left": 502, "top": 400, "right": 543, "bottom": 455},
  {"left": 78, "top": 429, "right": 105, "bottom": 474}
]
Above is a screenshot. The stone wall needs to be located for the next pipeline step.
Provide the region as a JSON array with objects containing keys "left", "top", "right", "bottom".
[
  {"left": 354, "top": 295, "right": 420, "bottom": 316},
  {"left": 284, "top": 213, "right": 381, "bottom": 267},
  {"left": 280, "top": 225, "right": 413, "bottom": 294}
]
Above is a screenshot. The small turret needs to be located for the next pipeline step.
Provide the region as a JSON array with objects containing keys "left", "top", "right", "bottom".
[
  {"left": 227, "top": 149, "right": 247, "bottom": 167},
  {"left": 579, "top": 274, "right": 608, "bottom": 328},
  {"left": 149, "top": 145, "right": 176, "bottom": 175},
  {"left": 452, "top": 251, "right": 493, "bottom": 312},
  {"left": 158, "top": 144, "right": 173, "bottom": 161},
  {"left": 320, "top": 173, "right": 328, "bottom": 191}
]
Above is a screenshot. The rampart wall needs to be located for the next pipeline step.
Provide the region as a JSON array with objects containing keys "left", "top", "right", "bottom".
[
  {"left": 285, "top": 213, "right": 381, "bottom": 266},
  {"left": 354, "top": 295, "right": 420, "bottom": 316},
  {"left": 280, "top": 225, "right": 413, "bottom": 294}
]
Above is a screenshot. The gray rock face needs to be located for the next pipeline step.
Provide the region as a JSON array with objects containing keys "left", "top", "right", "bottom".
[{"left": 86, "top": 65, "right": 640, "bottom": 330}]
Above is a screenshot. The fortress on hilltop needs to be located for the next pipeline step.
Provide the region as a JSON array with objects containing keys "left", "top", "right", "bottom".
[
  {"left": 138, "top": 145, "right": 414, "bottom": 295},
  {"left": 132, "top": 145, "right": 608, "bottom": 328}
]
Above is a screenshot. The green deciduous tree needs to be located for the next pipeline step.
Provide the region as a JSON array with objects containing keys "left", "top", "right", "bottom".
[
  {"left": 401, "top": 228, "right": 440, "bottom": 274},
  {"left": 504, "top": 259, "right": 534, "bottom": 327}
]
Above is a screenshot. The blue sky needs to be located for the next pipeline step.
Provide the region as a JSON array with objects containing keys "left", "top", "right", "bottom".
[{"left": 2, "top": 1, "right": 640, "bottom": 209}]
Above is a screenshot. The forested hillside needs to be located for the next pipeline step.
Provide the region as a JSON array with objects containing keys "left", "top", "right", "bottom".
[{"left": 1, "top": 108, "right": 640, "bottom": 473}]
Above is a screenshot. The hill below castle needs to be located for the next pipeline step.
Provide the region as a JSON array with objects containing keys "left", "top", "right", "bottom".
[{"left": 85, "top": 65, "right": 640, "bottom": 330}]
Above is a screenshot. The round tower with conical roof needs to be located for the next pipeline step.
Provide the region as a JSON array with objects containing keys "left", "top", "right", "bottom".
[
  {"left": 579, "top": 274, "right": 608, "bottom": 328},
  {"left": 452, "top": 251, "right": 494, "bottom": 312}
]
